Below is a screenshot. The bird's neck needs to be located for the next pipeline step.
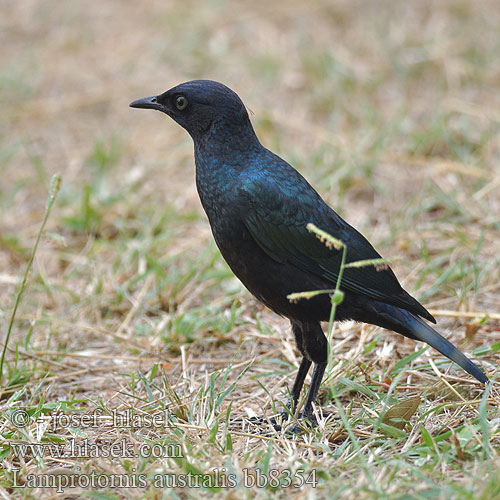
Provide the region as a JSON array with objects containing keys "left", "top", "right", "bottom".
[
  {"left": 193, "top": 121, "right": 261, "bottom": 176},
  {"left": 193, "top": 123, "right": 262, "bottom": 215},
  {"left": 194, "top": 116, "right": 260, "bottom": 154}
]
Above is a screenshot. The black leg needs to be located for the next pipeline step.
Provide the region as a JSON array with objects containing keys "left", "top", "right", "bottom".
[
  {"left": 301, "top": 362, "right": 327, "bottom": 418},
  {"left": 289, "top": 320, "right": 328, "bottom": 422},
  {"left": 290, "top": 356, "right": 312, "bottom": 411}
]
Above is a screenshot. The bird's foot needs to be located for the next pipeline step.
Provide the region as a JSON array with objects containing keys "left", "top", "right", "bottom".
[
  {"left": 283, "top": 409, "right": 340, "bottom": 435},
  {"left": 244, "top": 410, "right": 322, "bottom": 435},
  {"left": 229, "top": 413, "right": 286, "bottom": 434},
  {"left": 230, "top": 408, "right": 301, "bottom": 434},
  {"left": 230, "top": 409, "right": 336, "bottom": 435},
  {"left": 246, "top": 411, "right": 290, "bottom": 432},
  {"left": 281, "top": 410, "right": 318, "bottom": 434}
]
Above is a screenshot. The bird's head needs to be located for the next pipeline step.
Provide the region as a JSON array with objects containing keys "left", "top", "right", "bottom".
[{"left": 130, "top": 80, "right": 254, "bottom": 142}]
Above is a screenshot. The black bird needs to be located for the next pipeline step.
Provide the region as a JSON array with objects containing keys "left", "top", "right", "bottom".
[{"left": 130, "top": 80, "right": 488, "bottom": 421}]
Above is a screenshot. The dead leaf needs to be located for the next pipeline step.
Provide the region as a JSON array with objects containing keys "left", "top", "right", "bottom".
[{"left": 382, "top": 396, "right": 421, "bottom": 430}]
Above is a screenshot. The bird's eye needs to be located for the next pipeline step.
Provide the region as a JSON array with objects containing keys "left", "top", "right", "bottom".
[{"left": 175, "top": 95, "right": 188, "bottom": 110}]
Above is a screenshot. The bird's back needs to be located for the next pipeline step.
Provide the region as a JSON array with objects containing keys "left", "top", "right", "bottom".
[{"left": 195, "top": 144, "right": 434, "bottom": 323}]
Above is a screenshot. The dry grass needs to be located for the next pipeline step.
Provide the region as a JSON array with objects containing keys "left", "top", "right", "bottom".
[{"left": 1, "top": 0, "right": 500, "bottom": 498}]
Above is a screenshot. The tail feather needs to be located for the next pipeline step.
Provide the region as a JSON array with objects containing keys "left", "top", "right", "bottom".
[{"left": 408, "top": 314, "right": 488, "bottom": 383}]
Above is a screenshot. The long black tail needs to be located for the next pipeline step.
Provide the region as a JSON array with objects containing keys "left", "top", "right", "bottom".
[
  {"left": 362, "top": 302, "right": 488, "bottom": 383},
  {"left": 406, "top": 313, "right": 488, "bottom": 383}
]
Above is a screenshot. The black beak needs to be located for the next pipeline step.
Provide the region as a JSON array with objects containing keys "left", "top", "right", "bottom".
[{"left": 129, "top": 95, "right": 163, "bottom": 111}]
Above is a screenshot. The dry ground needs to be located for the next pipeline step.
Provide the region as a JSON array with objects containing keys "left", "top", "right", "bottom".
[{"left": 1, "top": 0, "right": 500, "bottom": 498}]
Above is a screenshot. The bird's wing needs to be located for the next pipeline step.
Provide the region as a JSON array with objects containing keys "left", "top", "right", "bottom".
[{"left": 238, "top": 176, "right": 435, "bottom": 322}]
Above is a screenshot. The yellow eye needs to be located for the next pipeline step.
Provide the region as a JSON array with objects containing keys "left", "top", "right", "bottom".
[{"left": 176, "top": 95, "right": 188, "bottom": 110}]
